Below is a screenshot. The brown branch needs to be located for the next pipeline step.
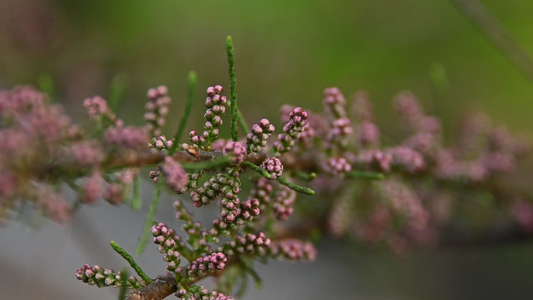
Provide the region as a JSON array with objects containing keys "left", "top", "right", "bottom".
[
  {"left": 126, "top": 275, "right": 177, "bottom": 300},
  {"left": 36, "top": 149, "right": 231, "bottom": 181},
  {"left": 125, "top": 256, "right": 242, "bottom": 300}
]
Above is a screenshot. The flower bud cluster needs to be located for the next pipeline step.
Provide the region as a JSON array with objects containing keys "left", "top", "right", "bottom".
[
  {"left": 393, "top": 92, "right": 442, "bottom": 153},
  {"left": 325, "top": 117, "right": 353, "bottom": 151},
  {"left": 247, "top": 118, "right": 275, "bottom": 154},
  {"left": 0, "top": 85, "right": 47, "bottom": 117},
  {"left": 261, "top": 157, "right": 283, "bottom": 179},
  {"left": 379, "top": 178, "right": 430, "bottom": 232},
  {"left": 273, "top": 107, "right": 309, "bottom": 154},
  {"left": 387, "top": 146, "right": 425, "bottom": 173},
  {"left": 239, "top": 199, "right": 261, "bottom": 222},
  {"left": 223, "top": 141, "right": 247, "bottom": 165},
  {"left": 273, "top": 184, "right": 296, "bottom": 221},
  {"left": 83, "top": 96, "right": 117, "bottom": 125},
  {"left": 351, "top": 149, "right": 393, "bottom": 172},
  {"left": 186, "top": 252, "right": 227, "bottom": 279},
  {"left": 220, "top": 195, "right": 242, "bottom": 225},
  {"left": 176, "top": 286, "right": 233, "bottom": 300},
  {"left": 323, "top": 88, "right": 353, "bottom": 154},
  {"left": 66, "top": 140, "right": 105, "bottom": 167},
  {"left": 81, "top": 172, "right": 102, "bottom": 204},
  {"left": 174, "top": 200, "right": 217, "bottom": 249},
  {"left": 177, "top": 171, "right": 202, "bottom": 194},
  {"left": 250, "top": 177, "right": 274, "bottom": 209},
  {"left": 323, "top": 87, "right": 347, "bottom": 119},
  {"left": 75, "top": 264, "right": 142, "bottom": 289},
  {"left": 280, "top": 104, "right": 319, "bottom": 149},
  {"left": 434, "top": 150, "right": 488, "bottom": 183},
  {"left": 322, "top": 157, "right": 351, "bottom": 176},
  {"left": 393, "top": 91, "right": 424, "bottom": 127},
  {"left": 145, "top": 85, "right": 171, "bottom": 137},
  {"left": 357, "top": 121, "right": 380, "bottom": 148},
  {"left": 36, "top": 187, "right": 71, "bottom": 222},
  {"left": 152, "top": 222, "right": 184, "bottom": 274},
  {"left": 103, "top": 168, "right": 138, "bottom": 205},
  {"left": 187, "top": 130, "right": 206, "bottom": 148},
  {"left": 103, "top": 183, "right": 124, "bottom": 205},
  {"left": 327, "top": 190, "right": 354, "bottom": 237},
  {"left": 160, "top": 156, "right": 189, "bottom": 194},
  {"left": 173, "top": 200, "right": 193, "bottom": 224},
  {"left": 151, "top": 135, "right": 173, "bottom": 151},
  {"left": 204, "top": 85, "right": 227, "bottom": 145},
  {"left": 103, "top": 126, "right": 149, "bottom": 149},
  {"left": 191, "top": 172, "right": 239, "bottom": 207},
  {"left": 223, "top": 232, "right": 271, "bottom": 256},
  {"left": 269, "top": 239, "right": 317, "bottom": 261}
]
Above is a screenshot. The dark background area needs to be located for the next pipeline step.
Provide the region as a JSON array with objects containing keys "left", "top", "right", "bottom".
[{"left": 1, "top": 0, "right": 533, "bottom": 299}]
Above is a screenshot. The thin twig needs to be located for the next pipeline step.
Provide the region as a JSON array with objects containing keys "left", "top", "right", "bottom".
[
  {"left": 111, "top": 240, "right": 153, "bottom": 284},
  {"left": 226, "top": 36, "right": 239, "bottom": 141},
  {"left": 277, "top": 177, "right": 315, "bottom": 195},
  {"left": 347, "top": 171, "right": 384, "bottom": 180},
  {"left": 243, "top": 161, "right": 271, "bottom": 179},
  {"left": 450, "top": 0, "right": 533, "bottom": 83},
  {"left": 136, "top": 179, "right": 164, "bottom": 255},
  {"left": 118, "top": 268, "right": 129, "bottom": 300}
]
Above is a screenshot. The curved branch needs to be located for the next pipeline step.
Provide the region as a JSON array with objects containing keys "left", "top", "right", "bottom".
[{"left": 126, "top": 276, "right": 177, "bottom": 300}]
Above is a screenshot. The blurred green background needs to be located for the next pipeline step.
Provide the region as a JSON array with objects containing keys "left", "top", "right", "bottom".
[
  {"left": 1, "top": 0, "right": 532, "bottom": 136},
  {"left": 1, "top": 1, "right": 533, "bottom": 299}
]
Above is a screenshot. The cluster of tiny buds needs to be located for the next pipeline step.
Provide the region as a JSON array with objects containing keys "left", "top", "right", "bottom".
[
  {"left": 239, "top": 199, "right": 261, "bottom": 222},
  {"left": 357, "top": 121, "right": 380, "bottom": 148},
  {"left": 434, "top": 150, "right": 488, "bottom": 183},
  {"left": 273, "top": 107, "right": 309, "bottom": 153},
  {"left": 250, "top": 177, "right": 274, "bottom": 209},
  {"left": 322, "top": 157, "right": 352, "bottom": 176},
  {"left": 151, "top": 135, "right": 173, "bottom": 151},
  {"left": 323, "top": 87, "right": 347, "bottom": 118},
  {"left": 149, "top": 168, "right": 160, "bottom": 183},
  {"left": 165, "top": 248, "right": 182, "bottom": 274},
  {"left": 261, "top": 157, "right": 283, "bottom": 179},
  {"left": 223, "top": 232, "right": 271, "bottom": 256},
  {"left": 103, "top": 126, "right": 148, "bottom": 149},
  {"left": 352, "top": 149, "right": 393, "bottom": 172},
  {"left": 223, "top": 141, "right": 247, "bottom": 165},
  {"left": 81, "top": 172, "right": 102, "bottom": 204},
  {"left": 103, "top": 183, "right": 123, "bottom": 205},
  {"left": 220, "top": 197, "right": 241, "bottom": 224},
  {"left": 186, "top": 252, "right": 227, "bottom": 279},
  {"left": 393, "top": 91, "right": 423, "bottom": 125},
  {"left": 247, "top": 118, "right": 275, "bottom": 154},
  {"left": 212, "top": 200, "right": 259, "bottom": 233},
  {"left": 204, "top": 85, "right": 227, "bottom": 143},
  {"left": 191, "top": 172, "right": 240, "bottom": 207},
  {"left": 0, "top": 85, "right": 47, "bottom": 114},
  {"left": 270, "top": 239, "right": 318, "bottom": 261},
  {"left": 75, "top": 264, "right": 142, "bottom": 289},
  {"left": 83, "top": 96, "right": 117, "bottom": 124},
  {"left": 273, "top": 185, "right": 297, "bottom": 221},
  {"left": 67, "top": 140, "right": 104, "bottom": 167},
  {"left": 176, "top": 286, "right": 233, "bottom": 300},
  {"left": 186, "top": 130, "right": 207, "bottom": 149},
  {"left": 387, "top": 146, "right": 425, "bottom": 173},
  {"left": 145, "top": 85, "right": 171, "bottom": 137},
  {"left": 326, "top": 117, "right": 352, "bottom": 149},
  {"left": 151, "top": 222, "right": 185, "bottom": 253},
  {"left": 160, "top": 156, "right": 189, "bottom": 194},
  {"left": 151, "top": 223, "right": 186, "bottom": 274}
]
